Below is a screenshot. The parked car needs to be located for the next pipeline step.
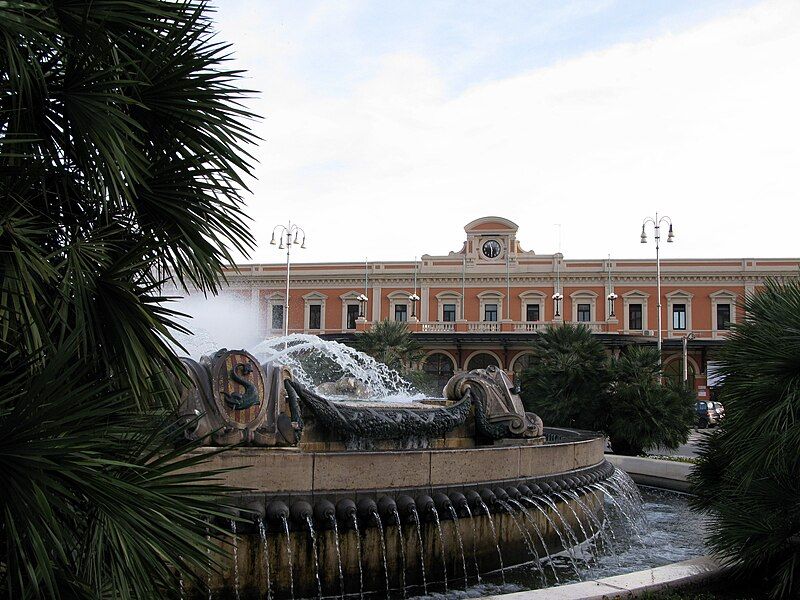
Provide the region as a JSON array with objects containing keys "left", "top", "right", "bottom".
[{"left": 696, "top": 401, "right": 720, "bottom": 428}]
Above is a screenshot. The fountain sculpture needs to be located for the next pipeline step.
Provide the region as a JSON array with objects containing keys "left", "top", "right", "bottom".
[{"left": 178, "top": 346, "right": 634, "bottom": 598}]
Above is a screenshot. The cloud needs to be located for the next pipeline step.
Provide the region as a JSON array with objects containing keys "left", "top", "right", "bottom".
[{"left": 219, "top": 0, "right": 800, "bottom": 262}]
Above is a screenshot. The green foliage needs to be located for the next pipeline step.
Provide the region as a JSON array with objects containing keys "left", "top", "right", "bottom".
[
  {"left": 519, "top": 326, "right": 694, "bottom": 455},
  {"left": 519, "top": 323, "right": 611, "bottom": 429},
  {"left": 690, "top": 279, "right": 800, "bottom": 599},
  {"left": 1, "top": 1, "right": 258, "bottom": 596},
  {"left": 352, "top": 319, "right": 424, "bottom": 372},
  {"left": 0, "top": 0, "right": 258, "bottom": 408},
  {"left": 607, "top": 346, "right": 696, "bottom": 455}
]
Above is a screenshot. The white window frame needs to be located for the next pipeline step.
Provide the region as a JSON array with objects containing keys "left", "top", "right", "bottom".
[
  {"left": 622, "top": 290, "right": 649, "bottom": 333},
  {"left": 303, "top": 291, "right": 327, "bottom": 332},
  {"left": 519, "top": 291, "right": 545, "bottom": 322},
  {"left": 570, "top": 290, "right": 598, "bottom": 323},
  {"left": 436, "top": 291, "right": 463, "bottom": 322},
  {"left": 265, "top": 291, "right": 286, "bottom": 334},
  {"left": 667, "top": 289, "right": 694, "bottom": 337},
  {"left": 340, "top": 291, "right": 363, "bottom": 331},
  {"left": 388, "top": 290, "right": 412, "bottom": 322},
  {"left": 477, "top": 290, "right": 504, "bottom": 322},
  {"left": 710, "top": 290, "right": 737, "bottom": 338}
]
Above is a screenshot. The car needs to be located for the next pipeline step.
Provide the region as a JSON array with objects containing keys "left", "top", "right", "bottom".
[{"left": 696, "top": 401, "right": 719, "bottom": 428}]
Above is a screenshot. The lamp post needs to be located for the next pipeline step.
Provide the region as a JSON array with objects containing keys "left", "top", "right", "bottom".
[
  {"left": 270, "top": 222, "right": 306, "bottom": 337},
  {"left": 640, "top": 213, "right": 674, "bottom": 357},
  {"left": 356, "top": 293, "right": 368, "bottom": 318},
  {"left": 682, "top": 332, "right": 696, "bottom": 383},
  {"left": 409, "top": 293, "right": 420, "bottom": 318},
  {"left": 607, "top": 292, "right": 618, "bottom": 318},
  {"left": 552, "top": 292, "right": 563, "bottom": 318}
]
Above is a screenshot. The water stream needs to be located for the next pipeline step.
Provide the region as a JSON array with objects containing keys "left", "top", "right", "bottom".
[
  {"left": 329, "top": 515, "right": 345, "bottom": 599},
  {"left": 477, "top": 499, "right": 505, "bottom": 585},
  {"left": 447, "top": 506, "right": 469, "bottom": 588},
  {"left": 431, "top": 509, "right": 449, "bottom": 592},
  {"left": 230, "top": 520, "right": 240, "bottom": 600},
  {"left": 258, "top": 520, "right": 273, "bottom": 600},
  {"left": 305, "top": 516, "right": 323, "bottom": 599},
  {"left": 410, "top": 507, "right": 428, "bottom": 595},
  {"left": 281, "top": 515, "right": 295, "bottom": 600}
]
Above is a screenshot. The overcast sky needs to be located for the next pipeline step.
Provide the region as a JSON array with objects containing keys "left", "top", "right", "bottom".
[{"left": 214, "top": 0, "right": 800, "bottom": 264}]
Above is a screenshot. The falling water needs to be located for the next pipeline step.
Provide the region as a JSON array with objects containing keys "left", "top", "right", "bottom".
[
  {"left": 553, "top": 492, "right": 594, "bottom": 567},
  {"left": 515, "top": 498, "right": 559, "bottom": 583},
  {"left": 590, "top": 483, "right": 643, "bottom": 544},
  {"left": 281, "top": 516, "right": 295, "bottom": 600},
  {"left": 506, "top": 499, "right": 548, "bottom": 584},
  {"left": 463, "top": 505, "right": 481, "bottom": 584},
  {"left": 391, "top": 508, "right": 408, "bottom": 597},
  {"left": 352, "top": 516, "right": 365, "bottom": 600},
  {"left": 371, "top": 511, "right": 391, "bottom": 598},
  {"left": 521, "top": 497, "right": 579, "bottom": 577},
  {"left": 537, "top": 495, "right": 584, "bottom": 570},
  {"left": 410, "top": 507, "right": 428, "bottom": 594},
  {"left": 477, "top": 500, "right": 505, "bottom": 584},
  {"left": 305, "top": 516, "right": 323, "bottom": 599},
  {"left": 253, "top": 334, "right": 424, "bottom": 401},
  {"left": 497, "top": 499, "right": 544, "bottom": 584},
  {"left": 446, "top": 506, "right": 469, "bottom": 588},
  {"left": 258, "top": 521, "right": 273, "bottom": 600},
  {"left": 230, "top": 520, "right": 241, "bottom": 600},
  {"left": 431, "top": 509, "right": 449, "bottom": 592},
  {"left": 329, "top": 516, "right": 345, "bottom": 599},
  {"left": 564, "top": 489, "right": 616, "bottom": 558}
]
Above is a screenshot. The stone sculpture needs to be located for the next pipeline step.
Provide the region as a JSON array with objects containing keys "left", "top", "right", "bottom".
[{"left": 177, "top": 348, "right": 302, "bottom": 446}]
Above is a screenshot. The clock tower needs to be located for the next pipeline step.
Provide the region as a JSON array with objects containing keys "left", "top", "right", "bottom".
[{"left": 460, "top": 216, "right": 529, "bottom": 263}]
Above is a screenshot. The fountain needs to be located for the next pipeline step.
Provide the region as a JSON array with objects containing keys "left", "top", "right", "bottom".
[{"left": 176, "top": 340, "right": 666, "bottom": 598}]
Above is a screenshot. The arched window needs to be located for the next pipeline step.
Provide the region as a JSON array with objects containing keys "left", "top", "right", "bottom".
[
  {"left": 466, "top": 352, "right": 500, "bottom": 371},
  {"left": 422, "top": 353, "right": 456, "bottom": 395},
  {"left": 663, "top": 359, "right": 696, "bottom": 386}
]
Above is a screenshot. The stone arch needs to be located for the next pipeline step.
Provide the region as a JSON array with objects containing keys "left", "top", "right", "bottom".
[
  {"left": 421, "top": 351, "right": 457, "bottom": 396},
  {"left": 465, "top": 350, "right": 502, "bottom": 371},
  {"left": 662, "top": 354, "right": 700, "bottom": 385}
]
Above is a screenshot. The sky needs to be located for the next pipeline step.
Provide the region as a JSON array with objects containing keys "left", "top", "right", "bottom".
[{"left": 213, "top": 0, "right": 800, "bottom": 263}]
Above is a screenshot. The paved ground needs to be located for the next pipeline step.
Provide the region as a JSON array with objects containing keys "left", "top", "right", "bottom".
[{"left": 655, "top": 428, "right": 715, "bottom": 458}]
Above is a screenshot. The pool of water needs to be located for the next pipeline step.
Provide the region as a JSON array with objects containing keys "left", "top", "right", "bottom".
[{"left": 408, "top": 486, "right": 708, "bottom": 599}]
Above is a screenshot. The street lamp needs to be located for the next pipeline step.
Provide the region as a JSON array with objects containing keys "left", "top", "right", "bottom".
[
  {"left": 682, "top": 332, "right": 696, "bottom": 383},
  {"left": 356, "top": 293, "right": 368, "bottom": 318},
  {"left": 552, "top": 292, "right": 564, "bottom": 318},
  {"left": 408, "top": 293, "right": 420, "bottom": 318},
  {"left": 607, "top": 292, "right": 618, "bottom": 318},
  {"left": 640, "top": 213, "right": 674, "bottom": 357},
  {"left": 270, "top": 222, "right": 306, "bottom": 337}
]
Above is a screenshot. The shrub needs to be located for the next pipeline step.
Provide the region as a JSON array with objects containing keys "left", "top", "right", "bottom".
[
  {"left": 690, "top": 279, "right": 800, "bottom": 599},
  {"left": 607, "top": 346, "right": 696, "bottom": 455},
  {"left": 519, "top": 323, "right": 611, "bottom": 429}
]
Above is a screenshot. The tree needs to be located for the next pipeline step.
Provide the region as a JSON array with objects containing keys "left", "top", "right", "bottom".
[
  {"left": 352, "top": 319, "right": 424, "bottom": 372},
  {"left": 1, "top": 1, "right": 257, "bottom": 596},
  {"left": 606, "top": 346, "right": 696, "bottom": 455},
  {"left": 519, "top": 326, "right": 695, "bottom": 455},
  {"left": 690, "top": 279, "right": 800, "bottom": 599},
  {"left": 518, "top": 324, "right": 611, "bottom": 429}
]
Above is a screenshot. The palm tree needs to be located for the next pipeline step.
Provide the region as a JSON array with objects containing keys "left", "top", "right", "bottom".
[
  {"left": 1, "top": 1, "right": 257, "bottom": 596},
  {"left": 606, "top": 346, "right": 695, "bottom": 455},
  {"left": 690, "top": 279, "right": 800, "bottom": 599},
  {"left": 518, "top": 324, "right": 611, "bottom": 429},
  {"left": 352, "top": 319, "right": 424, "bottom": 371}
]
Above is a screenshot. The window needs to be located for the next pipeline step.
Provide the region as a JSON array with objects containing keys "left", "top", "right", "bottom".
[
  {"left": 443, "top": 304, "right": 457, "bottom": 322},
  {"left": 629, "top": 303, "right": 643, "bottom": 330},
  {"left": 577, "top": 303, "right": 591, "bottom": 322},
  {"left": 716, "top": 304, "right": 731, "bottom": 330},
  {"left": 346, "top": 304, "right": 359, "bottom": 329},
  {"left": 271, "top": 304, "right": 284, "bottom": 330},
  {"left": 309, "top": 304, "right": 321, "bottom": 330},
  {"left": 526, "top": 304, "right": 540, "bottom": 322},
  {"left": 394, "top": 304, "right": 408, "bottom": 322},
  {"left": 672, "top": 303, "right": 687, "bottom": 330},
  {"left": 484, "top": 303, "right": 498, "bottom": 322},
  {"left": 466, "top": 353, "right": 500, "bottom": 371}
]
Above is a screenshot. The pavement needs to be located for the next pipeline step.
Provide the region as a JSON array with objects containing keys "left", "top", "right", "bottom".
[{"left": 658, "top": 428, "right": 714, "bottom": 458}]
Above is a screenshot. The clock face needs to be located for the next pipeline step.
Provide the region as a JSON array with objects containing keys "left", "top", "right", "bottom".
[{"left": 482, "top": 239, "right": 502, "bottom": 258}]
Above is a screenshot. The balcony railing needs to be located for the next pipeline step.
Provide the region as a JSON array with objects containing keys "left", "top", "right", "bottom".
[
  {"left": 421, "top": 322, "right": 455, "bottom": 332},
  {"left": 468, "top": 322, "right": 501, "bottom": 332}
]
